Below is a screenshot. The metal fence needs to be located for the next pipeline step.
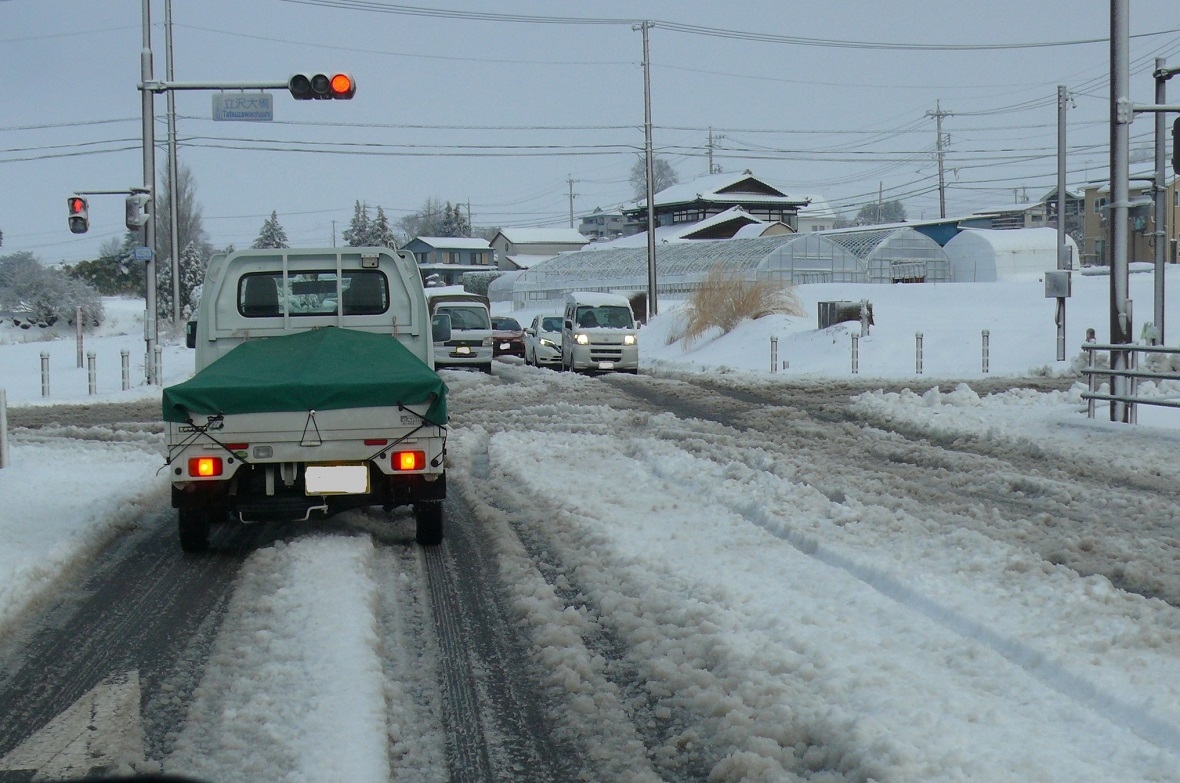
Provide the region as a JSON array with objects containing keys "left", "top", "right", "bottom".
[{"left": 1080, "top": 342, "right": 1180, "bottom": 421}]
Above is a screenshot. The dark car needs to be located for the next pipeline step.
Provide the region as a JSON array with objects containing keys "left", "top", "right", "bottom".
[{"left": 491, "top": 315, "right": 526, "bottom": 358}]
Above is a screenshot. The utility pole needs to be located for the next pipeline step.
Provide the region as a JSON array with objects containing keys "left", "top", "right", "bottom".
[
  {"left": 1110, "top": 0, "right": 1132, "bottom": 422},
  {"left": 706, "top": 127, "right": 724, "bottom": 174},
  {"left": 165, "top": 0, "right": 180, "bottom": 326},
  {"left": 926, "top": 101, "right": 952, "bottom": 219},
  {"left": 1152, "top": 57, "right": 1179, "bottom": 344},
  {"left": 331, "top": 219, "right": 337, "bottom": 247},
  {"left": 634, "top": 20, "right": 658, "bottom": 318},
  {"left": 567, "top": 175, "right": 578, "bottom": 228},
  {"left": 140, "top": 0, "right": 157, "bottom": 384},
  {"left": 1055, "top": 84, "right": 1070, "bottom": 362}
]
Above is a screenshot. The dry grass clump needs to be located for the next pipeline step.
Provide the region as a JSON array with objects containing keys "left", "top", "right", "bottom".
[{"left": 678, "top": 265, "right": 804, "bottom": 345}]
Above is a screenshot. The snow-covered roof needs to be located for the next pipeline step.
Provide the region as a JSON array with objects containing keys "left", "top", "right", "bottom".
[
  {"left": 495, "top": 228, "right": 589, "bottom": 246},
  {"left": 410, "top": 236, "right": 491, "bottom": 249},
  {"left": 581, "top": 207, "right": 781, "bottom": 250},
  {"left": 566, "top": 291, "right": 633, "bottom": 307},
  {"left": 796, "top": 196, "right": 837, "bottom": 219},
  {"left": 503, "top": 253, "right": 558, "bottom": 270},
  {"left": 632, "top": 170, "right": 810, "bottom": 210}
]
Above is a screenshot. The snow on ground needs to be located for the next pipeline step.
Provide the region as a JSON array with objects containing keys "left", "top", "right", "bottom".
[{"left": 3, "top": 269, "right": 1180, "bottom": 781}]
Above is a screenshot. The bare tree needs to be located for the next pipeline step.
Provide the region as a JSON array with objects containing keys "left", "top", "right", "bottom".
[{"left": 630, "top": 156, "right": 679, "bottom": 201}]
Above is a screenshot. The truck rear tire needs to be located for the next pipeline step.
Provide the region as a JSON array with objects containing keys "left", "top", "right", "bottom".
[
  {"left": 178, "top": 507, "right": 211, "bottom": 553},
  {"left": 414, "top": 501, "right": 444, "bottom": 546}
]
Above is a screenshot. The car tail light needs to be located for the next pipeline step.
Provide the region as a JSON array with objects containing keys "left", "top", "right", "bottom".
[
  {"left": 392, "top": 450, "right": 426, "bottom": 471},
  {"left": 189, "top": 456, "right": 223, "bottom": 477}
]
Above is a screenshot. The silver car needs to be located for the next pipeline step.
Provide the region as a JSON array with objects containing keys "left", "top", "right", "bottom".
[{"left": 524, "top": 314, "right": 563, "bottom": 368}]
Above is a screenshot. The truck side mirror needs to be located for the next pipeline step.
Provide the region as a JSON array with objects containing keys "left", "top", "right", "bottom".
[
  {"left": 185, "top": 320, "right": 198, "bottom": 349},
  {"left": 564, "top": 319, "right": 573, "bottom": 331},
  {"left": 431, "top": 313, "right": 452, "bottom": 343}
]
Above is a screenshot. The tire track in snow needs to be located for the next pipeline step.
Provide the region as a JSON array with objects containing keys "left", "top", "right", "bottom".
[{"left": 608, "top": 375, "right": 1180, "bottom": 760}]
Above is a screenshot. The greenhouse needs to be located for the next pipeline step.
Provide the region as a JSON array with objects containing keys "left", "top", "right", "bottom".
[
  {"left": 507, "top": 227, "right": 953, "bottom": 308},
  {"left": 943, "top": 227, "right": 1079, "bottom": 282}
]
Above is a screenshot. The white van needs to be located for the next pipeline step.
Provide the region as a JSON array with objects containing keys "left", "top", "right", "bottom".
[
  {"left": 424, "top": 289, "right": 494, "bottom": 373},
  {"left": 561, "top": 291, "right": 639, "bottom": 373}
]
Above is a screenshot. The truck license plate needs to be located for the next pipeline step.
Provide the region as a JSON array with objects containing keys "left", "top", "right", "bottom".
[
  {"left": 455, "top": 346, "right": 471, "bottom": 355},
  {"left": 598, "top": 361, "right": 615, "bottom": 370},
  {"left": 305, "top": 464, "right": 369, "bottom": 495}
]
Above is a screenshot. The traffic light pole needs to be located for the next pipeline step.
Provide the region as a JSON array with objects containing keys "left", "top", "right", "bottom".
[{"left": 141, "top": 0, "right": 157, "bottom": 385}]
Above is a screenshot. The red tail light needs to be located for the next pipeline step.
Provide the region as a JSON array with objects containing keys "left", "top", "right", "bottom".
[
  {"left": 392, "top": 450, "right": 426, "bottom": 471},
  {"left": 189, "top": 457, "right": 223, "bottom": 477}
]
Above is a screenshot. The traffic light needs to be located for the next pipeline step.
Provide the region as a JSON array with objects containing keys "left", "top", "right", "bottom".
[
  {"left": 125, "top": 193, "right": 151, "bottom": 230},
  {"left": 67, "top": 196, "right": 89, "bottom": 234},
  {"left": 1173, "top": 116, "right": 1179, "bottom": 176},
  {"left": 288, "top": 72, "right": 355, "bottom": 100}
]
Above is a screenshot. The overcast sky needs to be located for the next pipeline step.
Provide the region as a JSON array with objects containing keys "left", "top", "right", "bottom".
[{"left": 2, "top": 0, "right": 1178, "bottom": 265}]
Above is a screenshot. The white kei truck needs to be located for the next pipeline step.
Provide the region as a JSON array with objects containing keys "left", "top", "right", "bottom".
[{"left": 162, "top": 247, "right": 450, "bottom": 553}]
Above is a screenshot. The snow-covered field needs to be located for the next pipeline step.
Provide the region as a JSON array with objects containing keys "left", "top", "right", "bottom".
[{"left": 3, "top": 270, "right": 1180, "bottom": 781}]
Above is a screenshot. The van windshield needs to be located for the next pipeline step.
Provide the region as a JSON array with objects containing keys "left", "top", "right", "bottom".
[
  {"left": 437, "top": 305, "right": 490, "bottom": 330},
  {"left": 575, "top": 305, "right": 632, "bottom": 329}
]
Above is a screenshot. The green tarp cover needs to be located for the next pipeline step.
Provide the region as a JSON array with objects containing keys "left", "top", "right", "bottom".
[{"left": 163, "top": 327, "right": 447, "bottom": 425}]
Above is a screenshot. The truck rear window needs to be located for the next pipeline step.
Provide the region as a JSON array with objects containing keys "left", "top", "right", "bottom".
[{"left": 238, "top": 271, "right": 388, "bottom": 317}]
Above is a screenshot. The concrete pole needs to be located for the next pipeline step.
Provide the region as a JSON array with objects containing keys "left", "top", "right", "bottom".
[
  {"left": 1057, "top": 85, "right": 1069, "bottom": 361},
  {"left": 1110, "top": 0, "right": 1132, "bottom": 422},
  {"left": 637, "top": 21, "right": 658, "bottom": 318},
  {"left": 166, "top": 0, "right": 181, "bottom": 325},
  {"left": 1154, "top": 57, "right": 1168, "bottom": 345},
  {"left": 141, "top": 0, "right": 158, "bottom": 383}
]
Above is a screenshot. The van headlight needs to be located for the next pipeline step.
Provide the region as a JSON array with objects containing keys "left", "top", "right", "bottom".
[
  {"left": 575, "top": 333, "right": 590, "bottom": 345},
  {"left": 623, "top": 334, "right": 637, "bottom": 346}
]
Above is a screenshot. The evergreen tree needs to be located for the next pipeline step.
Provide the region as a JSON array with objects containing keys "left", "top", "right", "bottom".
[
  {"left": 438, "top": 202, "right": 471, "bottom": 237},
  {"left": 252, "top": 211, "right": 289, "bottom": 249},
  {"left": 157, "top": 240, "right": 209, "bottom": 320},
  {"left": 343, "top": 200, "right": 372, "bottom": 247},
  {"left": 371, "top": 206, "right": 398, "bottom": 248}
]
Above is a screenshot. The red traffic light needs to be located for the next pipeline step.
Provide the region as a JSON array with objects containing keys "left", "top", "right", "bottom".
[
  {"left": 67, "top": 195, "right": 89, "bottom": 234},
  {"left": 288, "top": 72, "right": 355, "bottom": 100}
]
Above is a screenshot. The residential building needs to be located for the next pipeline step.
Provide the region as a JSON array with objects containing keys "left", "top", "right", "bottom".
[
  {"left": 1081, "top": 177, "right": 1179, "bottom": 266},
  {"left": 578, "top": 208, "right": 625, "bottom": 241},
  {"left": 401, "top": 236, "right": 494, "bottom": 286},
  {"left": 621, "top": 170, "right": 810, "bottom": 236},
  {"left": 489, "top": 228, "right": 590, "bottom": 271}
]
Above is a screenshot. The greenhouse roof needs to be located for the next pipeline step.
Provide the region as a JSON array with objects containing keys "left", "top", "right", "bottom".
[{"left": 525, "top": 235, "right": 801, "bottom": 281}]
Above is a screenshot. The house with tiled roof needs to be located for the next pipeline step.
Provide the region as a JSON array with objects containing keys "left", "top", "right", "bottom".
[{"left": 622, "top": 170, "right": 811, "bottom": 235}]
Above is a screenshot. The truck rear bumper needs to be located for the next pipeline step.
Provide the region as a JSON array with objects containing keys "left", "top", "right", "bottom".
[{"left": 173, "top": 466, "right": 446, "bottom": 523}]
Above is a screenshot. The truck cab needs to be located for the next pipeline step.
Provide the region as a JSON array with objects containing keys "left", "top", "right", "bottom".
[
  {"left": 423, "top": 288, "right": 493, "bottom": 373},
  {"left": 561, "top": 291, "right": 639, "bottom": 374}
]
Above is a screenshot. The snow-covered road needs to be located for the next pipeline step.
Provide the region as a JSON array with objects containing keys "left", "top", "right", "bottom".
[{"left": 4, "top": 362, "right": 1180, "bottom": 782}]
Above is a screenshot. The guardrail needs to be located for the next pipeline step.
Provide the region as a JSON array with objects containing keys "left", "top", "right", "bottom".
[{"left": 1080, "top": 342, "right": 1180, "bottom": 421}]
